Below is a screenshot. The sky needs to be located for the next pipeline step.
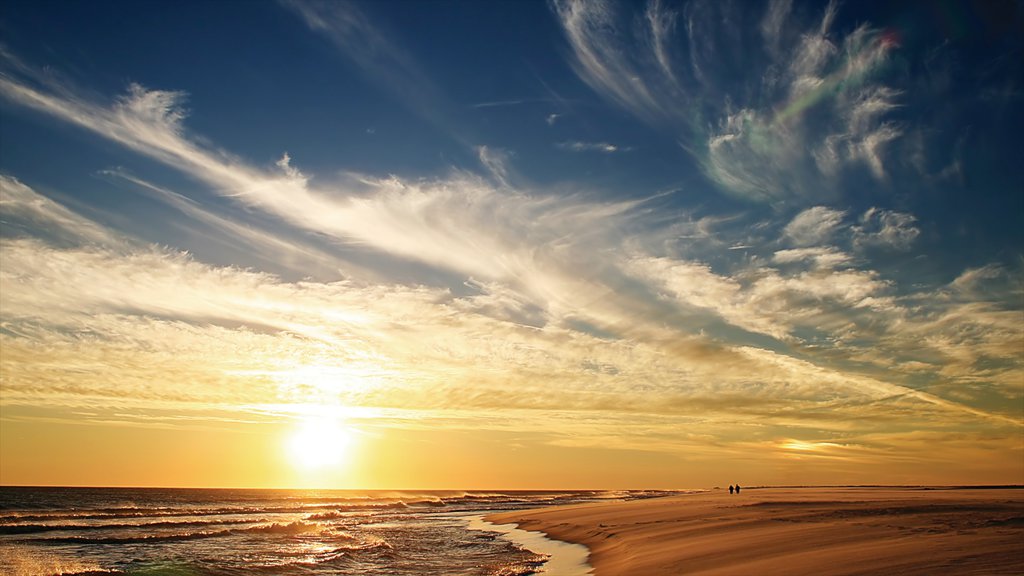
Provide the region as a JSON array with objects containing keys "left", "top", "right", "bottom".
[{"left": 0, "top": 0, "right": 1021, "bottom": 489}]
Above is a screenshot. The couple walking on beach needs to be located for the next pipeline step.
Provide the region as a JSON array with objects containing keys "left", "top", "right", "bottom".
[{"left": 728, "top": 484, "right": 741, "bottom": 494}]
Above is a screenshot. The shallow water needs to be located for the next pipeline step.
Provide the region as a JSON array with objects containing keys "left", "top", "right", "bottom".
[
  {"left": 0, "top": 487, "right": 675, "bottom": 575},
  {"left": 467, "top": 517, "right": 593, "bottom": 576}
]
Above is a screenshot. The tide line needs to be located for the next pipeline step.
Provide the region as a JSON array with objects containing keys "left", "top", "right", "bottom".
[{"left": 466, "top": 516, "right": 593, "bottom": 576}]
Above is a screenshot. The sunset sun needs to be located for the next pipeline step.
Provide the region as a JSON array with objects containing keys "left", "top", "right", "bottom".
[{"left": 285, "top": 417, "right": 353, "bottom": 471}]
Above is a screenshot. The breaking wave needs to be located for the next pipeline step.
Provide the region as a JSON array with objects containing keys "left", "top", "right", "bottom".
[{"left": 30, "top": 521, "right": 328, "bottom": 545}]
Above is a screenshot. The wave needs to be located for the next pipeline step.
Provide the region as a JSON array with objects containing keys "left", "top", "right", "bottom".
[
  {"left": 305, "top": 510, "right": 349, "bottom": 520},
  {"left": 0, "top": 502, "right": 395, "bottom": 524},
  {"left": 30, "top": 520, "right": 329, "bottom": 545},
  {"left": 0, "top": 496, "right": 472, "bottom": 524},
  {"left": 1, "top": 489, "right": 674, "bottom": 525},
  {"left": 34, "top": 529, "right": 236, "bottom": 545},
  {"left": 0, "top": 517, "right": 264, "bottom": 536},
  {"left": 0, "top": 543, "right": 125, "bottom": 576},
  {"left": 241, "top": 521, "right": 327, "bottom": 536},
  {"left": 410, "top": 499, "right": 448, "bottom": 507}
]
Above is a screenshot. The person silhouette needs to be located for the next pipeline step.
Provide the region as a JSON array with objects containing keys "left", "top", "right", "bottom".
[
  {"left": 735, "top": 484, "right": 741, "bottom": 494},
  {"left": 729, "top": 485, "right": 734, "bottom": 494}
]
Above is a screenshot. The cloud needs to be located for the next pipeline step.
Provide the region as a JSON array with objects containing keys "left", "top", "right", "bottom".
[
  {"left": 852, "top": 207, "right": 919, "bottom": 251},
  {"left": 774, "top": 205, "right": 918, "bottom": 254},
  {"left": 782, "top": 206, "right": 846, "bottom": 247},
  {"left": 815, "top": 263, "right": 1024, "bottom": 400},
  {"left": 0, "top": 233, "right": 841, "bottom": 424},
  {"left": 644, "top": 0, "right": 680, "bottom": 86},
  {"left": 0, "top": 175, "right": 126, "bottom": 248},
  {"left": 0, "top": 66, "right": 642, "bottom": 296},
  {"left": 772, "top": 247, "right": 852, "bottom": 269},
  {"left": 557, "top": 140, "right": 630, "bottom": 153},
  {"left": 5, "top": 177, "right": 1012, "bottom": 435},
  {"left": 949, "top": 264, "right": 1007, "bottom": 295},
  {"left": 551, "top": 0, "right": 905, "bottom": 203},
  {"left": 96, "top": 168, "right": 352, "bottom": 279},
  {"left": 476, "top": 146, "right": 514, "bottom": 188},
  {"left": 760, "top": 0, "right": 793, "bottom": 56},
  {"left": 551, "top": 0, "right": 666, "bottom": 123},
  {"left": 625, "top": 252, "right": 896, "bottom": 344}
]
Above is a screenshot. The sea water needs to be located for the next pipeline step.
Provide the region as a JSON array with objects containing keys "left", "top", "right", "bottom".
[{"left": 0, "top": 487, "right": 675, "bottom": 575}]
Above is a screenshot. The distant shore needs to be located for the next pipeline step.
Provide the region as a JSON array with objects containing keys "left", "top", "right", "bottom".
[{"left": 486, "top": 486, "right": 1024, "bottom": 575}]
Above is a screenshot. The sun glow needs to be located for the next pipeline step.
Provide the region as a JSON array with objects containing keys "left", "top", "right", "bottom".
[{"left": 285, "top": 417, "right": 353, "bottom": 471}]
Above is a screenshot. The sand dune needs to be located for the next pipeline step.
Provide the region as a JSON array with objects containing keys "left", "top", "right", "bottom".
[{"left": 487, "top": 487, "right": 1024, "bottom": 575}]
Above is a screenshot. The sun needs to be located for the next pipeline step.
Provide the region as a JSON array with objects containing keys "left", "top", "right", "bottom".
[{"left": 285, "top": 417, "right": 353, "bottom": 471}]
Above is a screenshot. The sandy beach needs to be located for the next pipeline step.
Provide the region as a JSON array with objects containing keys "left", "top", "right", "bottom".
[{"left": 487, "top": 487, "right": 1024, "bottom": 575}]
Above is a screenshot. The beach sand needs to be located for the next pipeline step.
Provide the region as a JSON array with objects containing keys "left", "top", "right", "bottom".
[{"left": 486, "top": 487, "right": 1024, "bottom": 575}]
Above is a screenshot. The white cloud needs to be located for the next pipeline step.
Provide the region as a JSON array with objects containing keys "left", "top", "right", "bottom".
[
  {"left": 476, "top": 145, "right": 514, "bottom": 188},
  {"left": 782, "top": 206, "right": 846, "bottom": 247},
  {"left": 645, "top": 0, "right": 680, "bottom": 85},
  {"left": 557, "top": 140, "right": 629, "bottom": 153},
  {"left": 624, "top": 253, "right": 894, "bottom": 343},
  {"left": 760, "top": 0, "right": 793, "bottom": 55},
  {"left": 949, "top": 264, "right": 1006, "bottom": 294},
  {"left": 0, "top": 69, "right": 647, "bottom": 300},
  {"left": 551, "top": 0, "right": 904, "bottom": 203},
  {"left": 852, "top": 207, "right": 920, "bottom": 251},
  {"left": 773, "top": 247, "right": 852, "bottom": 269},
  {"left": 551, "top": 0, "right": 665, "bottom": 123},
  {"left": 0, "top": 175, "right": 126, "bottom": 248},
  {"left": 98, "top": 169, "right": 350, "bottom": 278}
]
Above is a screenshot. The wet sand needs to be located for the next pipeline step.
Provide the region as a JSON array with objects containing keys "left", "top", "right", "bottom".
[{"left": 486, "top": 487, "right": 1024, "bottom": 575}]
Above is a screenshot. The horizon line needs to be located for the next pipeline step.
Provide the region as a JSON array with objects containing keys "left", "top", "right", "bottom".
[{"left": 1, "top": 484, "right": 1020, "bottom": 491}]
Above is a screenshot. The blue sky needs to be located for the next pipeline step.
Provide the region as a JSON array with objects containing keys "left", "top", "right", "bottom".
[{"left": 1, "top": 0, "right": 1022, "bottom": 487}]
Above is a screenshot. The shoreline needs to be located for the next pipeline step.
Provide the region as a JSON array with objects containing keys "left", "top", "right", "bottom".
[
  {"left": 467, "top": 516, "right": 593, "bottom": 576},
  {"left": 485, "top": 487, "right": 1024, "bottom": 575}
]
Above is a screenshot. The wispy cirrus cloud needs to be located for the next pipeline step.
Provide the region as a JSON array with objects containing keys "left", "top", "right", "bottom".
[
  {"left": 551, "top": 0, "right": 668, "bottom": 123},
  {"left": 782, "top": 206, "right": 847, "bottom": 247},
  {"left": 0, "top": 63, "right": 636, "bottom": 295},
  {"left": 476, "top": 145, "right": 515, "bottom": 188},
  {"left": 852, "top": 207, "right": 920, "bottom": 251},
  {"left": 551, "top": 0, "right": 907, "bottom": 204},
  {"left": 281, "top": 0, "right": 471, "bottom": 146},
  {"left": 556, "top": 140, "right": 631, "bottom": 153},
  {"left": 97, "top": 169, "right": 352, "bottom": 279},
  {"left": 779, "top": 205, "right": 920, "bottom": 252},
  {"left": 772, "top": 246, "right": 852, "bottom": 269},
  {"left": 0, "top": 175, "right": 126, "bottom": 248}
]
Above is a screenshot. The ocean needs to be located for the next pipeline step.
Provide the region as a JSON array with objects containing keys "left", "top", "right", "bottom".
[{"left": 0, "top": 487, "right": 678, "bottom": 575}]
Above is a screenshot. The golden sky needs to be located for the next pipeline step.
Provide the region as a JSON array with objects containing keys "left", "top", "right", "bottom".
[{"left": 1, "top": 185, "right": 1020, "bottom": 487}]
